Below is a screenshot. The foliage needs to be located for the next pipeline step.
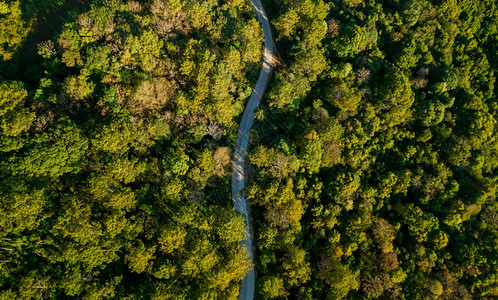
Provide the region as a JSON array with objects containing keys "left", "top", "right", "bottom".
[
  {"left": 250, "top": 0, "right": 497, "bottom": 298},
  {"left": 0, "top": 0, "right": 496, "bottom": 298},
  {"left": 0, "top": 0, "right": 263, "bottom": 297},
  {"left": 0, "top": 1, "right": 28, "bottom": 60}
]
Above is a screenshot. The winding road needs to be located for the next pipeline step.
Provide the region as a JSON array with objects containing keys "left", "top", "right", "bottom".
[{"left": 231, "top": 0, "right": 276, "bottom": 299}]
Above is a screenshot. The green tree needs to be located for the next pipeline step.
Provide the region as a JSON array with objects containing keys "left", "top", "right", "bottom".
[
  {"left": 258, "top": 276, "right": 284, "bottom": 299},
  {"left": 0, "top": 80, "right": 35, "bottom": 136},
  {"left": 10, "top": 118, "right": 88, "bottom": 178},
  {"left": 0, "top": 1, "right": 28, "bottom": 60}
]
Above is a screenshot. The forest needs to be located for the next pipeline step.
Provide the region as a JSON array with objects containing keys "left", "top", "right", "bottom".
[
  {"left": 0, "top": 0, "right": 496, "bottom": 299},
  {"left": 0, "top": 0, "right": 262, "bottom": 298},
  {"left": 249, "top": 0, "right": 497, "bottom": 298}
]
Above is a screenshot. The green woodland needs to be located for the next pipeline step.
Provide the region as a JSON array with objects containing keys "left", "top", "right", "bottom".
[
  {"left": 249, "top": 0, "right": 497, "bottom": 298},
  {"left": 0, "top": 0, "right": 496, "bottom": 299},
  {"left": 0, "top": 0, "right": 262, "bottom": 298}
]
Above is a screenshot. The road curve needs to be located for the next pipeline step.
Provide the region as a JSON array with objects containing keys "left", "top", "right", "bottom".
[{"left": 231, "top": 0, "right": 275, "bottom": 299}]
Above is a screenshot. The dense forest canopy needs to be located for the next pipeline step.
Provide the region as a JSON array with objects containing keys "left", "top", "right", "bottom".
[
  {"left": 249, "top": 0, "right": 496, "bottom": 298},
  {"left": 0, "top": 0, "right": 263, "bottom": 298},
  {"left": 0, "top": 0, "right": 496, "bottom": 298}
]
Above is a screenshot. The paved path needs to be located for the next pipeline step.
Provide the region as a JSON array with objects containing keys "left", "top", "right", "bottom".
[{"left": 231, "top": 0, "right": 275, "bottom": 299}]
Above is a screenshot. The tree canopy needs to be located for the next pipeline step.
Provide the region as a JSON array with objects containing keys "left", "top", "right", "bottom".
[
  {"left": 0, "top": 0, "right": 496, "bottom": 298},
  {"left": 0, "top": 0, "right": 263, "bottom": 298},
  {"left": 249, "top": 0, "right": 497, "bottom": 298}
]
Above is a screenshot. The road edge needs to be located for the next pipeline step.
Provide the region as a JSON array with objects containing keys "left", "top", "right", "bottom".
[{"left": 231, "top": 0, "right": 276, "bottom": 299}]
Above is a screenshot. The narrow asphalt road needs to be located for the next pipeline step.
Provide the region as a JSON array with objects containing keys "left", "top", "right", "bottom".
[{"left": 231, "top": 0, "right": 276, "bottom": 299}]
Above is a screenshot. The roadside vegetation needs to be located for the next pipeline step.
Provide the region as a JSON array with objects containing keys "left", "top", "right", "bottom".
[
  {"left": 0, "top": 0, "right": 496, "bottom": 298},
  {"left": 250, "top": 0, "right": 496, "bottom": 298},
  {"left": 0, "top": 0, "right": 263, "bottom": 298}
]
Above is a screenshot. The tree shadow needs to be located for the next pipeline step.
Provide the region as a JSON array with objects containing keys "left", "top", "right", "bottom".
[{"left": 1, "top": 0, "right": 88, "bottom": 83}]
